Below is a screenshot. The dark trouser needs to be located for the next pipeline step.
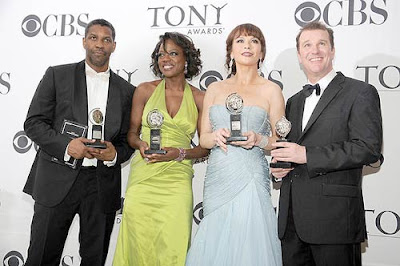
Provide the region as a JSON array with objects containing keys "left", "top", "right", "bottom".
[
  {"left": 281, "top": 191, "right": 361, "bottom": 266},
  {"left": 25, "top": 168, "right": 115, "bottom": 266}
]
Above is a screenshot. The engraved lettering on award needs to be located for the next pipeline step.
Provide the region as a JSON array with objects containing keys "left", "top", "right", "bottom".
[
  {"left": 225, "top": 93, "right": 247, "bottom": 142},
  {"left": 145, "top": 109, "right": 167, "bottom": 154}
]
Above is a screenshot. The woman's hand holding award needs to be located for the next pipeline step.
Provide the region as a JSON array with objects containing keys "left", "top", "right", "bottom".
[{"left": 225, "top": 93, "right": 247, "bottom": 143}]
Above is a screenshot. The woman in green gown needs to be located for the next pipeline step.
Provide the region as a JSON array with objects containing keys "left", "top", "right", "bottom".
[{"left": 113, "top": 32, "right": 209, "bottom": 266}]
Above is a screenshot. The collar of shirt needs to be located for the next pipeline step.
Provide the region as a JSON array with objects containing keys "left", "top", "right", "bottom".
[
  {"left": 84, "top": 62, "right": 110, "bottom": 114},
  {"left": 85, "top": 62, "right": 110, "bottom": 80},
  {"left": 306, "top": 69, "right": 337, "bottom": 97},
  {"left": 302, "top": 69, "right": 337, "bottom": 131}
]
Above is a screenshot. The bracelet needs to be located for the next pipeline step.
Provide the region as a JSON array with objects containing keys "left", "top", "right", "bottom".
[
  {"left": 257, "top": 135, "right": 269, "bottom": 149},
  {"left": 175, "top": 148, "right": 186, "bottom": 162}
]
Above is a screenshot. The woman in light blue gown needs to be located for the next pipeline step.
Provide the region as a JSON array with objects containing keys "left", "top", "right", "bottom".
[{"left": 185, "top": 24, "right": 285, "bottom": 266}]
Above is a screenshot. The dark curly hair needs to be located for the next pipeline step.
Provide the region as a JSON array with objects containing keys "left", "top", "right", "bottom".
[
  {"left": 225, "top": 24, "right": 266, "bottom": 76},
  {"left": 150, "top": 32, "right": 202, "bottom": 80}
]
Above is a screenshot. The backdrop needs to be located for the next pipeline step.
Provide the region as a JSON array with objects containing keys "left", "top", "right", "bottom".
[{"left": 1, "top": 0, "right": 399, "bottom": 265}]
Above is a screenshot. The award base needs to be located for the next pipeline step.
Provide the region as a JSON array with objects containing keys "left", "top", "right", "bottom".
[
  {"left": 144, "top": 128, "right": 166, "bottom": 154},
  {"left": 85, "top": 140, "right": 107, "bottom": 149},
  {"left": 269, "top": 139, "right": 292, "bottom": 168},
  {"left": 144, "top": 149, "right": 167, "bottom": 155},
  {"left": 226, "top": 136, "right": 248, "bottom": 142},
  {"left": 269, "top": 161, "right": 292, "bottom": 168}
]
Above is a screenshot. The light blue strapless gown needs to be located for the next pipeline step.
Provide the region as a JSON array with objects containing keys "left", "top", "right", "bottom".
[{"left": 186, "top": 105, "right": 282, "bottom": 266}]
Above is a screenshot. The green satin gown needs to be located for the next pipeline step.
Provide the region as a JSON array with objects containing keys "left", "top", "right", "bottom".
[{"left": 113, "top": 79, "right": 198, "bottom": 266}]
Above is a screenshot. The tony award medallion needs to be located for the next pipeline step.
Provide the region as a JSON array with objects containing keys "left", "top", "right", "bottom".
[
  {"left": 225, "top": 93, "right": 248, "bottom": 143},
  {"left": 144, "top": 109, "right": 167, "bottom": 154},
  {"left": 86, "top": 108, "right": 107, "bottom": 149},
  {"left": 270, "top": 116, "right": 292, "bottom": 168}
]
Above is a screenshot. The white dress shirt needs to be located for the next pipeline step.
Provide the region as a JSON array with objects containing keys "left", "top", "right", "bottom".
[
  {"left": 64, "top": 62, "right": 116, "bottom": 167},
  {"left": 83, "top": 63, "right": 110, "bottom": 166},
  {"left": 302, "top": 69, "right": 337, "bottom": 131}
]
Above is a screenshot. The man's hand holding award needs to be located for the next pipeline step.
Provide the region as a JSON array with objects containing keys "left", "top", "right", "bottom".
[{"left": 270, "top": 116, "right": 292, "bottom": 168}]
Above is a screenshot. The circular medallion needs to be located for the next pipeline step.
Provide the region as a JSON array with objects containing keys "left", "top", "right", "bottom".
[
  {"left": 147, "top": 109, "right": 164, "bottom": 128},
  {"left": 275, "top": 116, "right": 292, "bottom": 138},
  {"left": 225, "top": 93, "right": 244, "bottom": 114},
  {"left": 89, "top": 108, "right": 104, "bottom": 125}
]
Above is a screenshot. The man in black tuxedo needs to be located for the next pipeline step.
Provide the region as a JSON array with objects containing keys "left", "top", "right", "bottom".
[
  {"left": 23, "top": 19, "right": 135, "bottom": 265},
  {"left": 270, "top": 22, "right": 382, "bottom": 266}
]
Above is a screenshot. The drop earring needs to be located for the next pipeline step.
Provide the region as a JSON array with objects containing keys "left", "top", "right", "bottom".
[
  {"left": 184, "top": 61, "right": 188, "bottom": 75},
  {"left": 230, "top": 58, "right": 236, "bottom": 76},
  {"left": 257, "top": 59, "right": 262, "bottom": 76}
]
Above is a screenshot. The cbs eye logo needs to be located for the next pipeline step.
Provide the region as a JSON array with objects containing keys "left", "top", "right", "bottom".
[
  {"left": 199, "top": 70, "right": 223, "bottom": 91},
  {"left": 193, "top": 202, "right": 204, "bottom": 225},
  {"left": 21, "top": 15, "right": 41, "bottom": 37},
  {"left": 294, "top": 2, "right": 321, "bottom": 26},
  {"left": 3, "top": 251, "right": 25, "bottom": 266},
  {"left": 13, "top": 131, "right": 38, "bottom": 153}
]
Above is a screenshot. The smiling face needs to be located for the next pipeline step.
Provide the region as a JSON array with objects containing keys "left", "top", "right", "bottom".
[
  {"left": 157, "top": 39, "right": 186, "bottom": 79},
  {"left": 231, "top": 34, "right": 263, "bottom": 68},
  {"left": 83, "top": 24, "right": 116, "bottom": 72},
  {"left": 297, "top": 29, "right": 335, "bottom": 83},
  {"left": 225, "top": 24, "right": 266, "bottom": 74}
]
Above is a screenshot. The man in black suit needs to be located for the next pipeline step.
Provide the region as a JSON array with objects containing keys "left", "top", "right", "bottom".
[
  {"left": 23, "top": 19, "right": 135, "bottom": 265},
  {"left": 270, "top": 22, "right": 382, "bottom": 266}
]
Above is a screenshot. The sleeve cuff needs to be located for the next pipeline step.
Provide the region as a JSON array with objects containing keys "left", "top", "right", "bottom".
[
  {"left": 103, "top": 152, "right": 117, "bottom": 167},
  {"left": 64, "top": 144, "right": 71, "bottom": 162}
]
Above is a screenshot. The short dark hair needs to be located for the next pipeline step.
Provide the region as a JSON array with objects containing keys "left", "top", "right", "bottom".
[
  {"left": 150, "top": 32, "right": 202, "bottom": 80},
  {"left": 296, "top": 21, "right": 334, "bottom": 51},
  {"left": 85, "top": 19, "right": 116, "bottom": 41},
  {"left": 225, "top": 23, "right": 266, "bottom": 75}
]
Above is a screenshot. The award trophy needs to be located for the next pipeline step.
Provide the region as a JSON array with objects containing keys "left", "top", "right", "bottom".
[
  {"left": 225, "top": 93, "right": 248, "bottom": 142},
  {"left": 270, "top": 116, "right": 292, "bottom": 168},
  {"left": 86, "top": 108, "right": 107, "bottom": 149},
  {"left": 144, "top": 109, "right": 167, "bottom": 154}
]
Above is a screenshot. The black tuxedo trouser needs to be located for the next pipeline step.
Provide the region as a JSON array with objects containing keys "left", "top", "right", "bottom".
[
  {"left": 25, "top": 168, "right": 115, "bottom": 266},
  {"left": 281, "top": 187, "right": 361, "bottom": 266}
]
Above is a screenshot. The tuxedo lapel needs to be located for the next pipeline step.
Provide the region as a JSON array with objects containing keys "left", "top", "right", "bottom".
[
  {"left": 295, "top": 95, "right": 306, "bottom": 141},
  {"left": 104, "top": 71, "right": 122, "bottom": 140},
  {"left": 298, "top": 72, "right": 345, "bottom": 142},
  {"left": 72, "top": 61, "right": 88, "bottom": 126},
  {"left": 287, "top": 92, "right": 306, "bottom": 142}
]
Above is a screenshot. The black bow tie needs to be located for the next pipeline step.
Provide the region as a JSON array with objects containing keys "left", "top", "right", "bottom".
[{"left": 302, "top": 83, "right": 321, "bottom": 97}]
